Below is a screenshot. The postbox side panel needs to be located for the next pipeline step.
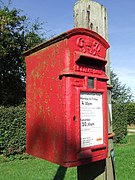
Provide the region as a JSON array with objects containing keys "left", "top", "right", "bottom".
[{"left": 26, "top": 40, "right": 68, "bottom": 164}]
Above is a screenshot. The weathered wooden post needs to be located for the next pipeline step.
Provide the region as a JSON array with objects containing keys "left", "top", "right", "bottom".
[{"left": 74, "top": 0, "right": 115, "bottom": 179}]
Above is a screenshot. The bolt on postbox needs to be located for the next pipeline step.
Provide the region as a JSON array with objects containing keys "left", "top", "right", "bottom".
[{"left": 24, "top": 28, "right": 110, "bottom": 167}]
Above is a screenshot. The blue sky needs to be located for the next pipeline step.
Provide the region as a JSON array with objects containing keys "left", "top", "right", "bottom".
[{"left": 4, "top": 0, "right": 135, "bottom": 98}]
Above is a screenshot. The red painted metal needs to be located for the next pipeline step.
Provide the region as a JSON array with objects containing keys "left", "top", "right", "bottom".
[{"left": 24, "top": 28, "right": 110, "bottom": 167}]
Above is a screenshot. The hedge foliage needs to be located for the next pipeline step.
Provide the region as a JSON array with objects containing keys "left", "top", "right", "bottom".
[
  {"left": 112, "top": 103, "right": 128, "bottom": 143},
  {"left": 126, "top": 103, "right": 135, "bottom": 125},
  {"left": 0, "top": 105, "right": 26, "bottom": 156}
]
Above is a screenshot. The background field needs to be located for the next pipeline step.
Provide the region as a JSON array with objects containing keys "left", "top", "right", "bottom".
[{"left": 0, "top": 135, "right": 135, "bottom": 180}]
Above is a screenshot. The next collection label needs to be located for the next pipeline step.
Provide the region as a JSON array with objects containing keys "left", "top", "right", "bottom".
[{"left": 80, "top": 92, "right": 104, "bottom": 148}]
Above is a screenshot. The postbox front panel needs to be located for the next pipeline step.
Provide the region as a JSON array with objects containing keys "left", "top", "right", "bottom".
[
  {"left": 61, "top": 33, "right": 108, "bottom": 166},
  {"left": 63, "top": 76, "right": 108, "bottom": 167}
]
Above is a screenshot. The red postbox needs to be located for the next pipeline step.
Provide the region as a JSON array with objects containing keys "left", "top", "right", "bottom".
[{"left": 24, "top": 28, "right": 109, "bottom": 167}]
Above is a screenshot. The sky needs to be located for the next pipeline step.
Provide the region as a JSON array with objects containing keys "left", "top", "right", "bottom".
[{"left": 3, "top": 0, "right": 135, "bottom": 99}]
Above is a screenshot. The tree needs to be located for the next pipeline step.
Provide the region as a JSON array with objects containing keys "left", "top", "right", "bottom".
[
  {"left": 110, "top": 70, "right": 134, "bottom": 142},
  {"left": 0, "top": 3, "right": 45, "bottom": 106},
  {"left": 126, "top": 103, "right": 135, "bottom": 125},
  {"left": 110, "top": 70, "right": 134, "bottom": 104}
]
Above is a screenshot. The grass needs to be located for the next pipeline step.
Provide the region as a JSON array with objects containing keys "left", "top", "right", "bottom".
[
  {"left": 0, "top": 135, "right": 135, "bottom": 180},
  {"left": 0, "top": 156, "right": 77, "bottom": 180},
  {"left": 114, "top": 135, "right": 135, "bottom": 180}
]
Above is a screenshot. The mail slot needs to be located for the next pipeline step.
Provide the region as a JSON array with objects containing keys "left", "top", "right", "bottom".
[{"left": 24, "top": 28, "right": 110, "bottom": 167}]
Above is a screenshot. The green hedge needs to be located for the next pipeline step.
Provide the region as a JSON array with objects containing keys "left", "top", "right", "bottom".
[
  {"left": 0, "top": 105, "right": 26, "bottom": 156},
  {"left": 126, "top": 103, "right": 135, "bottom": 125},
  {"left": 112, "top": 103, "right": 128, "bottom": 143}
]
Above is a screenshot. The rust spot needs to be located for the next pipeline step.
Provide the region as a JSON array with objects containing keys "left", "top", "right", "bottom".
[
  {"left": 51, "top": 61, "right": 56, "bottom": 68},
  {"left": 50, "top": 86, "right": 53, "bottom": 91},
  {"left": 46, "top": 106, "right": 50, "bottom": 116}
]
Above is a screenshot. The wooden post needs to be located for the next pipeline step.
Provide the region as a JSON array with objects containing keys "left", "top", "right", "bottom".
[{"left": 74, "top": 0, "right": 115, "bottom": 179}]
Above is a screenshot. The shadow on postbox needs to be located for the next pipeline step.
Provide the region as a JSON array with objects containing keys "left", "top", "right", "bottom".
[{"left": 24, "top": 28, "right": 110, "bottom": 167}]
